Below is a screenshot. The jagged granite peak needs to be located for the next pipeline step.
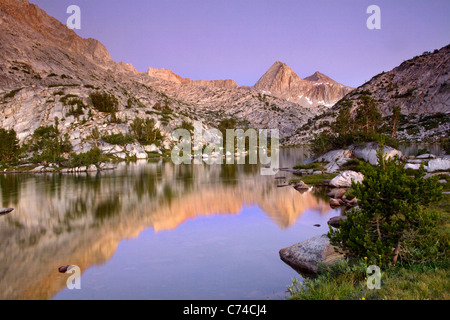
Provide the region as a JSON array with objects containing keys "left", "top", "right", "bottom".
[
  {"left": 304, "top": 71, "right": 337, "bottom": 84},
  {"left": 253, "top": 61, "right": 353, "bottom": 108},
  {"left": 254, "top": 61, "right": 306, "bottom": 93},
  {"left": 147, "top": 67, "right": 238, "bottom": 89},
  {"left": 147, "top": 67, "right": 188, "bottom": 84}
]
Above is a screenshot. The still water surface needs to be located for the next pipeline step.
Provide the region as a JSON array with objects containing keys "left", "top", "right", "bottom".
[{"left": 0, "top": 148, "right": 340, "bottom": 300}]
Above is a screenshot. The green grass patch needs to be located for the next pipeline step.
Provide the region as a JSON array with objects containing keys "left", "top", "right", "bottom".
[
  {"left": 101, "top": 133, "right": 135, "bottom": 146},
  {"left": 287, "top": 259, "right": 449, "bottom": 300},
  {"left": 48, "top": 83, "right": 80, "bottom": 88},
  {"left": 3, "top": 88, "right": 23, "bottom": 99},
  {"left": 290, "top": 173, "right": 338, "bottom": 186},
  {"left": 293, "top": 162, "right": 325, "bottom": 171}
]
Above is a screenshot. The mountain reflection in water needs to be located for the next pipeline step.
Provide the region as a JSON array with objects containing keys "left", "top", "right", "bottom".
[{"left": 0, "top": 149, "right": 338, "bottom": 300}]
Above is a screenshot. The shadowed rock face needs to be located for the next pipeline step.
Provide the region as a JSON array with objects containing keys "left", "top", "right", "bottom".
[
  {"left": 349, "top": 45, "right": 450, "bottom": 116},
  {"left": 0, "top": 161, "right": 332, "bottom": 300}
]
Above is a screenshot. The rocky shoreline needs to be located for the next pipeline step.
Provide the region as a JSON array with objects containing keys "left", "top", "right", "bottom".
[{"left": 279, "top": 142, "right": 449, "bottom": 276}]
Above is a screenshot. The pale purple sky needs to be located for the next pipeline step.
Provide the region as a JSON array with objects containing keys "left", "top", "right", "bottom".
[{"left": 30, "top": 0, "right": 450, "bottom": 88}]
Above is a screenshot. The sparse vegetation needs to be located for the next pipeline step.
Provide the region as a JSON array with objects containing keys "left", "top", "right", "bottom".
[
  {"left": 0, "top": 128, "right": 20, "bottom": 163},
  {"left": 130, "top": 117, "right": 162, "bottom": 145},
  {"left": 27, "top": 122, "right": 72, "bottom": 164},
  {"left": 101, "top": 133, "right": 135, "bottom": 146},
  {"left": 69, "top": 147, "right": 106, "bottom": 167},
  {"left": 310, "top": 96, "right": 396, "bottom": 156},
  {"left": 3, "top": 88, "right": 23, "bottom": 99},
  {"left": 89, "top": 92, "right": 118, "bottom": 113}
]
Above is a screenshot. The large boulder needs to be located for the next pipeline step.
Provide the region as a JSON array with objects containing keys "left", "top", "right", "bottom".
[
  {"left": 353, "top": 142, "right": 402, "bottom": 165},
  {"left": 328, "top": 215, "right": 347, "bottom": 228},
  {"left": 279, "top": 234, "right": 343, "bottom": 275},
  {"left": 416, "top": 153, "right": 435, "bottom": 159},
  {"left": 293, "top": 181, "right": 309, "bottom": 191},
  {"left": 315, "top": 149, "right": 353, "bottom": 173},
  {"left": 404, "top": 163, "right": 425, "bottom": 170},
  {"left": 427, "top": 158, "right": 450, "bottom": 172},
  {"left": 315, "top": 149, "right": 353, "bottom": 163},
  {"left": 329, "top": 170, "right": 364, "bottom": 188},
  {"left": 326, "top": 188, "right": 347, "bottom": 199},
  {"left": 126, "top": 143, "right": 148, "bottom": 159}
]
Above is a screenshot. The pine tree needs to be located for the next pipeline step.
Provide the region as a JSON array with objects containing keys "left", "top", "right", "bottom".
[
  {"left": 355, "top": 95, "right": 382, "bottom": 135},
  {"left": 328, "top": 146, "right": 445, "bottom": 266},
  {"left": 391, "top": 105, "right": 401, "bottom": 138},
  {"left": 0, "top": 128, "right": 20, "bottom": 163}
]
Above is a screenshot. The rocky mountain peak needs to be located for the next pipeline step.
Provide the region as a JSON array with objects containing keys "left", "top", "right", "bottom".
[
  {"left": 254, "top": 61, "right": 303, "bottom": 91},
  {"left": 0, "top": 0, "right": 113, "bottom": 67},
  {"left": 253, "top": 62, "right": 353, "bottom": 108},
  {"left": 304, "top": 71, "right": 336, "bottom": 84}
]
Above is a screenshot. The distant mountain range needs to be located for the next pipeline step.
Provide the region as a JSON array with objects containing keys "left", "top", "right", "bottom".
[
  {"left": 147, "top": 61, "right": 353, "bottom": 108},
  {"left": 0, "top": 0, "right": 354, "bottom": 148},
  {"left": 0, "top": 0, "right": 447, "bottom": 149}
]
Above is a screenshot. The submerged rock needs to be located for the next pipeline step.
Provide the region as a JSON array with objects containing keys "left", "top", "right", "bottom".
[
  {"left": 328, "top": 215, "right": 347, "bottom": 228},
  {"left": 326, "top": 188, "right": 347, "bottom": 199},
  {"left": 293, "top": 181, "right": 309, "bottom": 191},
  {"left": 279, "top": 234, "right": 343, "bottom": 275},
  {"left": 0, "top": 208, "right": 14, "bottom": 215},
  {"left": 329, "top": 198, "right": 343, "bottom": 208}
]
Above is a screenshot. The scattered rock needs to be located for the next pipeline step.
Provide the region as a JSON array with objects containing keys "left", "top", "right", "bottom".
[
  {"left": 427, "top": 158, "right": 450, "bottom": 172},
  {"left": 329, "top": 171, "right": 364, "bottom": 188},
  {"left": 279, "top": 234, "right": 343, "bottom": 275},
  {"left": 87, "top": 164, "right": 98, "bottom": 172},
  {"left": 404, "top": 163, "right": 423, "bottom": 170},
  {"left": 328, "top": 215, "right": 347, "bottom": 228},
  {"left": 293, "top": 181, "right": 309, "bottom": 191},
  {"left": 326, "top": 188, "right": 346, "bottom": 199},
  {"left": 425, "top": 172, "right": 450, "bottom": 179},
  {"left": 329, "top": 198, "right": 343, "bottom": 208},
  {"left": 313, "top": 224, "right": 321, "bottom": 227},
  {"left": 416, "top": 154, "right": 435, "bottom": 159},
  {"left": 315, "top": 149, "right": 353, "bottom": 173},
  {"left": 30, "top": 166, "right": 45, "bottom": 173},
  {"left": 346, "top": 197, "right": 358, "bottom": 207},
  {"left": 58, "top": 265, "right": 71, "bottom": 273}
]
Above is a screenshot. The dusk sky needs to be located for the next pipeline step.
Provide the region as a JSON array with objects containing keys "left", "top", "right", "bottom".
[{"left": 30, "top": 0, "right": 450, "bottom": 88}]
